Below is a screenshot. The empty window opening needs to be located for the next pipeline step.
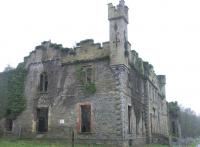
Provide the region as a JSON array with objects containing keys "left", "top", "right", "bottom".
[
  {"left": 128, "top": 106, "right": 132, "bottom": 133},
  {"left": 172, "top": 121, "right": 176, "bottom": 134},
  {"left": 142, "top": 112, "right": 145, "bottom": 135},
  {"left": 150, "top": 113, "right": 153, "bottom": 134},
  {"left": 153, "top": 107, "right": 156, "bottom": 116},
  {"left": 40, "top": 72, "right": 48, "bottom": 92},
  {"left": 80, "top": 66, "right": 94, "bottom": 85},
  {"left": 135, "top": 78, "right": 140, "bottom": 92},
  {"left": 5, "top": 119, "right": 13, "bottom": 131},
  {"left": 37, "top": 108, "right": 48, "bottom": 133},
  {"left": 81, "top": 105, "right": 91, "bottom": 133},
  {"left": 86, "top": 68, "right": 92, "bottom": 83}
]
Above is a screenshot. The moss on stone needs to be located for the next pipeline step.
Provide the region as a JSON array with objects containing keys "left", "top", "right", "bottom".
[
  {"left": 75, "top": 65, "right": 96, "bottom": 94},
  {"left": 85, "top": 83, "right": 96, "bottom": 94}
]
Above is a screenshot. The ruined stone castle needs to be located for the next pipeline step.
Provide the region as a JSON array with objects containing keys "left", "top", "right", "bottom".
[{"left": 1, "top": 0, "right": 170, "bottom": 146}]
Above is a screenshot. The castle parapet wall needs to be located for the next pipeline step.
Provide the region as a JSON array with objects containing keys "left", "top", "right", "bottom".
[
  {"left": 24, "top": 40, "right": 110, "bottom": 68},
  {"left": 130, "top": 50, "right": 166, "bottom": 98},
  {"left": 108, "top": 2, "right": 129, "bottom": 23}
]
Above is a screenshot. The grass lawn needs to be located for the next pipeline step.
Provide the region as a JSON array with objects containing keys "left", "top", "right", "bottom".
[
  {"left": 132, "top": 145, "right": 167, "bottom": 147},
  {"left": 0, "top": 138, "right": 169, "bottom": 147},
  {"left": 173, "top": 143, "right": 200, "bottom": 147},
  {"left": 0, "top": 139, "right": 68, "bottom": 147}
]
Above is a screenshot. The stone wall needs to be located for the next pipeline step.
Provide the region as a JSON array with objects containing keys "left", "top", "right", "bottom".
[
  {"left": 14, "top": 55, "right": 127, "bottom": 144},
  {"left": 0, "top": 37, "right": 169, "bottom": 146},
  {"left": 0, "top": 1, "right": 170, "bottom": 146}
]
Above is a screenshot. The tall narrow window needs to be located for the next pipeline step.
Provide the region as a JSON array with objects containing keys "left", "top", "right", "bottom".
[
  {"left": 40, "top": 72, "right": 48, "bottom": 92},
  {"left": 44, "top": 74, "right": 48, "bottom": 91},
  {"left": 86, "top": 67, "right": 92, "bottom": 83},
  {"left": 142, "top": 112, "right": 144, "bottom": 135},
  {"left": 40, "top": 74, "right": 44, "bottom": 91},
  {"left": 150, "top": 113, "right": 153, "bottom": 134},
  {"left": 135, "top": 78, "right": 140, "bottom": 92},
  {"left": 81, "top": 105, "right": 91, "bottom": 133},
  {"left": 153, "top": 107, "right": 156, "bottom": 116},
  {"left": 128, "top": 106, "right": 132, "bottom": 133},
  {"left": 124, "top": 30, "right": 128, "bottom": 50},
  {"left": 81, "top": 65, "right": 94, "bottom": 84},
  {"left": 172, "top": 121, "right": 176, "bottom": 134}
]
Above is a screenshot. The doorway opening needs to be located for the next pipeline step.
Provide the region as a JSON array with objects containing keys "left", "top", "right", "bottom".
[
  {"left": 37, "top": 108, "right": 48, "bottom": 133},
  {"left": 81, "top": 105, "right": 91, "bottom": 133}
]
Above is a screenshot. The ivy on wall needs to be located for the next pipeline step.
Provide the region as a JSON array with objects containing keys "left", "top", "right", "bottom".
[
  {"left": 0, "top": 63, "right": 27, "bottom": 120},
  {"left": 0, "top": 71, "right": 10, "bottom": 118},
  {"left": 76, "top": 65, "right": 96, "bottom": 94}
]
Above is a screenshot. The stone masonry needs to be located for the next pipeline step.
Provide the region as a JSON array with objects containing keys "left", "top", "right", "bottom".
[{"left": 1, "top": 0, "right": 170, "bottom": 146}]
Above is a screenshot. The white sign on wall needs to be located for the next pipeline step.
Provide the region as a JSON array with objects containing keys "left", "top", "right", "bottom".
[{"left": 59, "top": 119, "right": 65, "bottom": 124}]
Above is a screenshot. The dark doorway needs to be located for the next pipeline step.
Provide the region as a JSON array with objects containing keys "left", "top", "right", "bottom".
[
  {"left": 81, "top": 105, "right": 91, "bottom": 133},
  {"left": 37, "top": 108, "right": 48, "bottom": 133},
  {"left": 5, "top": 119, "right": 13, "bottom": 131}
]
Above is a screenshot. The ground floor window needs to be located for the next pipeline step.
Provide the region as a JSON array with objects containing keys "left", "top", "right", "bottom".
[
  {"left": 81, "top": 105, "right": 91, "bottom": 133},
  {"left": 37, "top": 108, "right": 48, "bottom": 133},
  {"left": 150, "top": 113, "right": 153, "bottom": 134},
  {"left": 128, "top": 106, "right": 132, "bottom": 133},
  {"left": 5, "top": 119, "right": 13, "bottom": 131}
]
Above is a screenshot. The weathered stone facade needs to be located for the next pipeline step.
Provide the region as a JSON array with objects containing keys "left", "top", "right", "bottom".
[
  {"left": 168, "top": 102, "right": 182, "bottom": 142},
  {"left": 2, "top": 0, "right": 170, "bottom": 146}
]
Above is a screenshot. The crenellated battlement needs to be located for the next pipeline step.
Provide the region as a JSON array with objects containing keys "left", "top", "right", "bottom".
[
  {"left": 24, "top": 39, "right": 110, "bottom": 68},
  {"left": 108, "top": 0, "right": 129, "bottom": 23},
  {"left": 62, "top": 39, "right": 110, "bottom": 64},
  {"left": 130, "top": 50, "right": 166, "bottom": 97}
]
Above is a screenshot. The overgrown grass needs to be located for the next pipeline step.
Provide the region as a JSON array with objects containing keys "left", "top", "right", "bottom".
[
  {"left": 133, "top": 144, "right": 167, "bottom": 147},
  {"left": 173, "top": 143, "right": 199, "bottom": 147},
  {"left": 0, "top": 138, "right": 169, "bottom": 147},
  {"left": 0, "top": 139, "right": 68, "bottom": 147}
]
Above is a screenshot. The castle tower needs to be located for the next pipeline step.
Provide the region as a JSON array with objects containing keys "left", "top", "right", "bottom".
[{"left": 108, "top": 0, "right": 131, "bottom": 67}]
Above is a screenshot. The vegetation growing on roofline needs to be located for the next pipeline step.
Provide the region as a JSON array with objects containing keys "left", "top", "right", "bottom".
[
  {"left": 35, "top": 41, "right": 76, "bottom": 55},
  {"left": 0, "top": 63, "right": 27, "bottom": 120}
]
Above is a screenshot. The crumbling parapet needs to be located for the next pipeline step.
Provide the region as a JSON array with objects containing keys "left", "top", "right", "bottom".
[
  {"left": 24, "top": 39, "right": 110, "bottom": 69},
  {"left": 130, "top": 50, "right": 166, "bottom": 100},
  {"left": 157, "top": 75, "right": 166, "bottom": 99}
]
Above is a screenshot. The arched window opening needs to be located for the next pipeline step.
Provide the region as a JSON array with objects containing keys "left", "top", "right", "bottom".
[{"left": 40, "top": 72, "right": 48, "bottom": 92}]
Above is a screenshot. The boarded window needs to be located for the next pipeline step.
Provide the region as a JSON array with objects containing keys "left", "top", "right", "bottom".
[
  {"left": 39, "top": 72, "right": 48, "bottom": 92},
  {"left": 128, "top": 106, "right": 132, "bottom": 133},
  {"left": 81, "top": 105, "right": 91, "bottom": 133}
]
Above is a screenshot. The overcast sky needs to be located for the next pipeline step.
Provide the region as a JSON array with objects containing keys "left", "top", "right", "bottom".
[{"left": 0, "top": 0, "right": 200, "bottom": 113}]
